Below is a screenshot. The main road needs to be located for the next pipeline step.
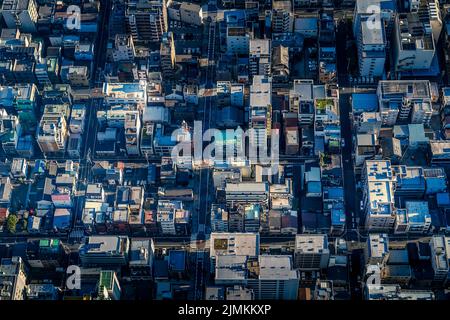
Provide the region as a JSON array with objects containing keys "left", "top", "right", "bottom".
[{"left": 193, "top": 1, "right": 218, "bottom": 300}]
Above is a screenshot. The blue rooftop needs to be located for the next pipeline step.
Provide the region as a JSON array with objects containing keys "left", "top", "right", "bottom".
[{"left": 351, "top": 93, "right": 378, "bottom": 113}]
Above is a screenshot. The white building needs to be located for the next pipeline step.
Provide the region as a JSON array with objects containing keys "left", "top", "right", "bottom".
[
  {"left": 356, "top": 16, "right": 386, "bottom": 78},
  {"left": 79, "top": 236, "right": 130, "bottom": 266},
  {"left": 102, "top": 81, "right": 147, "bottom": 106},
  {"left": 393, "top": 13, "right": 435, "bottom": 74},
  {"left": 377, "top": 80, "right": 433, "bottom": 126},
  {"left": 215, "top": 255, "right": 299, "bottom": 300},
  {"left": 362, "top": 160, "right": 396, "bottom": 231},
  {"left": 249, "top": 76, "right": 272, "bottom": 149}
]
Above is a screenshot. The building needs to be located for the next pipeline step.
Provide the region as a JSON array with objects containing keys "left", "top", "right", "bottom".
[
  {"left": 67, "top": 66, "right": 90, "bottom": 87},
  {"left": 167, "top": 1, "right": 202, "bottom": 26},
  {"left": 112, "top": 34, "right": 136, "bottom": 62},
  {"left": 37, "top": 114, "right": 68, "bottom": 155},
  {"left": 225, "top": 182, "right": 269, "bottom": 205},
  {"left": 365, "top": 284, "right": 434, "bottom": 300},
  {"left": 377, "top": 80, "right": 433, "bottom": 126},
  {"left": 97, "top": 271, "right": 121, "bottom": 300},
  {"left": 356, "top": 15, "right": 386, "bottom": 78},
  {"left": 429, "top": 236, "right": 449, "bottom": 284},
  {"left": 394, "top": 201, "right": 431, "bottom": 234},
  {"left": 249, "top": 39, "right": 271, "bottom": 77},
  {"left": 365, "top": 234, "right": 389, "bottom": 265},
  {"left": 129, "top": 239, "right": 154, "bottom": 279},
  {"left": 294, "top": 235, "right": 330, "bottom": 270},
  {"left": 271, "top": 1, "right": 294, "bottom": 34},
  {"left": 1, "top": 0, "right": 38, "bottom": 33},
  {"left": 209, "top": 232, "right": 260, "bottom": 260},
  {"left": 272, "top": 45, "right": 289, "bottom": 83},
  {"left": 126, "top": 0, "right": 168, "bottom": 44},
  {"left": 156, "top": 200, "right": 190, "bottom": 235},
  {"left": 0, "top": 257, "right": 27, "bottom": 300},
  {"left": 26, "top": 284, "right": 59, "bottom": 300},
  {"left": 215, "top": 255, "right": 299, "bottom": 300},
  {"left": 160, "top": 32, "right": 176, "bottom": 79},
  {"left": 362, "top": 160, "right": 396, "bottom": 231},
  {"left": 430, "top": 140, "right": 450, "bottom": 164},
  {"left": 79, "top": 236, "right": 130, "bottom": 267},
  {"left": 124, "top": 111, "right": 141, "bottom": 155},
  {"left": 393, "top": 12, "right": 437, "bottom": 76},
  {"left": 226, "top": 27, "right": 250, "bottom": 55},
  {"left": 211, "top": 204, "right": 229, "bottom": 232},
  {"left": 392, "top": 166, "right": 425, "bottom": 197},
  {"left": 249, "top": 76, "right": 272, "bottom": 150},
  {"left": 102, "top": 82, "right": 147, "bottom": 106}
]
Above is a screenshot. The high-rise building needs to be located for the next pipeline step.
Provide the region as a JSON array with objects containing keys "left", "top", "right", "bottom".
[
  {"left": 0, "top": 257, "right": 27, "bottom": 300},
  {"left": 160, "top": 32, "right": 176, "bottom": 79},
  {"left": 356, "top": 16, "right": 386, "bottom": 78},
  {"left": 270, "top": 1, "right": 293, "bottom": 34},
  {"left": 249, "top": 75, "right": 272, "bottom": 150},
  {"left": 1, "top": 0, "right": 38, "bottom": 33},
  {"left": 126, "top": 0, "right": 168, "bottom": 44},
  {"left": 362, "top": 160, "right": 396, "bottom": 231},
  {"left": 249, "top": 39, "right": 271, "bottom": 77}
]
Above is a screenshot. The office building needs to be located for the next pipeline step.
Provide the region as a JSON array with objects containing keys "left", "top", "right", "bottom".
[
  {"left": 365, "top": 233, "right": 389, "bottom": 265},
  {"left": 294, "top": 235, "right": 330, "bottom": 270},
  {"left": 249, "top": 39, "right": 271, "bottom": 77},
  {"left": 362, "top": 160, "right": 396, "bottom": 231},
  {"left": 215, "top": 255, "right": 299, "bottom": 300},
  {"left": 79, "top": 236, "right": 130, "bottom": 267}
]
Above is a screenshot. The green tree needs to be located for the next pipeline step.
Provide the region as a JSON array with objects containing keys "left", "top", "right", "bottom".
[{"left": 6, "top": 214, "right": 18, "bottom": 234}]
